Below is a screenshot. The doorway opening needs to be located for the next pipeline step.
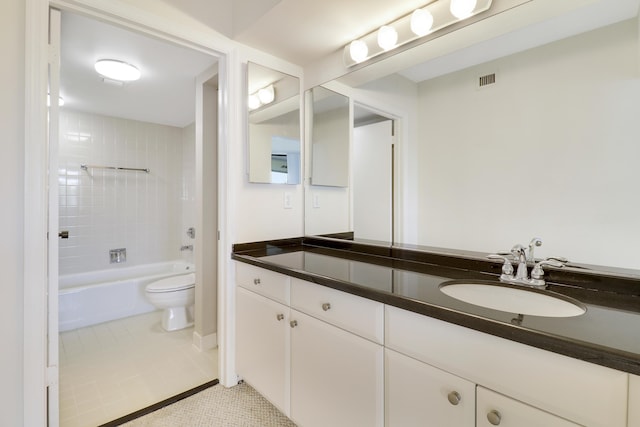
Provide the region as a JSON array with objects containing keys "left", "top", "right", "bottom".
[
  {"left": 52, "top": 9, "right": 220, "bottom": 426},
  {"left": 352, "top": 103, "right": 396, "bottom": 244}
]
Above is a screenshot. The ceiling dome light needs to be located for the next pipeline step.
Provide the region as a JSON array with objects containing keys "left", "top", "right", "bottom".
[
  {"left": 410, "top": 9, "right": 434, "bottom": 37},
  {"left": 349, "top": 40, "right": 369, "bottom": 63},
  {"left": 377, "top": 25, "right": 398, "bottom": 51},
  {"left": 94, "top": 59, "right": 141, "bottom": 82},
  {"left": 450, "top": 0, "right": 478, "bottom": 19},
  {"left": 257, "top": 85, "right": 275, "bottom": 105}
]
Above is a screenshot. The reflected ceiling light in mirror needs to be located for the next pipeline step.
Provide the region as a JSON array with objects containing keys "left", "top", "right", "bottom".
[
  {"left": 94, "top": 59, "right": 141, "bottom": 82},
  {"left": 249, "top": 84, "right": 276, "bottom": 110},
  {"left": 344, "top": 0, "right": 492, "bottom": 67},
  {"left": 411, "top": 9, "right": 434, "bottom": 36},
  {"left": 450, "top": 0, "right": 478, "bottom": 18},
  {"left": 377, "top": 25, "right": 398, "bottom": 51},
  {"left": 258, "top": 85, "right": 275, "bottom": 104}
]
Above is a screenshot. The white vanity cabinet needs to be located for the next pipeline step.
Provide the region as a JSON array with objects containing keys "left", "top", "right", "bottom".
[
  {"left": 235, "top": 263, "right": 384, "bottom": 427},
  {"left": 386, "top": 305, "right": 628, "bottom": 427},
  {"left": 385, "top": 348, "right": 475, "bottom": 426},
  {"left": 235, "top": 264, "right": 291, "bottom": 414},
  {"left": 289, "top": 278, "right": 384, "bottom": 427}
]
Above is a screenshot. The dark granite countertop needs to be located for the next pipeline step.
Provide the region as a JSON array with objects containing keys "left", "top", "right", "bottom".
[{"left": 232, "top": 237, "right": 640, "bottom": 376}]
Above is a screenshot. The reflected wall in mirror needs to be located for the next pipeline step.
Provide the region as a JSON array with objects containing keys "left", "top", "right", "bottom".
[
  {"left": 305, "top": 16, "right": 640, "bottom": 274},
  {"left": 309, "top": 86, "right": 349, "bottom": 187},
  {"left": 247, "top": 62, "right": 301, "bottom": 184}
]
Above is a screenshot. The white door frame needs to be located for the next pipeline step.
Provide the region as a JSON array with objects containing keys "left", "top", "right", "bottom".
[{"left": 24, "top": 1, "right": 237, "bottom": 424}]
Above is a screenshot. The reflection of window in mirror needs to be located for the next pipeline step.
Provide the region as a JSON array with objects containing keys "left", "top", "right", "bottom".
[
  {"left": 309, "top": 86, "right": 349, "bottom": 187},
  {"left": 247, "top": 62, "right": 301, "bottom": 184}
]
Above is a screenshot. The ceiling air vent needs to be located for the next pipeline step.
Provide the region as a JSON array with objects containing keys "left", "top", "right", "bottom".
[{"left": 478, "top": 73, "right": 496, "bottom": 88}]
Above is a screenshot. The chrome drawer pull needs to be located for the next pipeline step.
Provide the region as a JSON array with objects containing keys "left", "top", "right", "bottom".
[
  {"left": 447, "top": 391, "right": 461, "bottom": 405},
  {"left": 322, "top": 303, "right": 331, "bottom": 311}
]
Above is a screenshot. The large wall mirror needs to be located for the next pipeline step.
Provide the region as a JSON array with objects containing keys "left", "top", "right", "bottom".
[
  {"left": 247, "top": 62, "right": 301, "bottom": 184},
  {"left": 304, "top": 7, "right": 640, "bottom": 275}
]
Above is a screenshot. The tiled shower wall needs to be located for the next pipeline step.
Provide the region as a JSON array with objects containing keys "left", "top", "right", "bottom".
[{"left": 59, "top": 109, "right": 195, "bottom": 276}]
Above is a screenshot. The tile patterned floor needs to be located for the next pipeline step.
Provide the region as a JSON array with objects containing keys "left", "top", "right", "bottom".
[{"left": 59, "top": 311, "right": 218, "bottom": 427}]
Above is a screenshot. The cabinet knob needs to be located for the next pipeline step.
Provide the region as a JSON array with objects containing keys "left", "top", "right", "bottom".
[
  {"left": 276, "top": 314, "right": 284, "bottom": 321},
  {"left": 322, "top": 302, "right": 331, "bottom": 311},
  {"left": 487, "top": 410, "right": 502, "bottom": 426},
  {"left": 253, "top": 278, "right": 261, "bottom": 285},
  {"left": 290, "top": 320, "right": 298, "bottom": 328},
  {"left": 447, "top": 391, "right": 461, "bottom": 405}
]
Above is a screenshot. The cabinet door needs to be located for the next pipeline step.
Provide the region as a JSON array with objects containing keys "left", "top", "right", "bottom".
[
  {"left": 236, "top": 287, "right": 290, "bottom": 415},
  {"left": 477, "top": 387, "right": 580, "bottom": 427},
  {"left": 385, "top": 348, "right": 475, "bottom": 427},
  {"left": 290, "top": 310, "right": 383, "bottom": 427}
]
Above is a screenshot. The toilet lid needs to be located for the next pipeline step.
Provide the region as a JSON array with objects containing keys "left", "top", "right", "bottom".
[{"left": 146, "top": 273, "right": 195, "bottom": 293}]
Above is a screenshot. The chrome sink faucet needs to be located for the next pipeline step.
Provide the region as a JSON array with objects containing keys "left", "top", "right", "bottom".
[{"left": 488, "top": 239, "right": 567, "bottom": 289}]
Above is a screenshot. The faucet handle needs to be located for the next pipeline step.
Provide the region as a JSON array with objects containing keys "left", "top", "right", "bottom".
[
  {"left": 531, "top": 257, "right": 566, "bottom": 280},
  {"left": 487, "top": 254, "right": 514, "bottom": 278}
]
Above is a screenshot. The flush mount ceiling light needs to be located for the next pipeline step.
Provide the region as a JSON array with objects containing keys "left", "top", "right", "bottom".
[
  {"left": 94, "top": 59, "right": 141, "bottom": 82},
  {"left": 344, "top": 0, "right": 492, "bottom": 66}
]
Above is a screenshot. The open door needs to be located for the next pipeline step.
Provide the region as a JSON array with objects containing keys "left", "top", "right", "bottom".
[{"left": 47, "top": 7, "right": 61, "bottom": 427}]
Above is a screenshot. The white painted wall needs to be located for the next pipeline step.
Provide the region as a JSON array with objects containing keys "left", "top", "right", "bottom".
[
  {"left": 2, "top": 1, "right": 24, "bottom": 425},
  {"left": 416, "top": 19, "right": 640, "bottom": 269}
]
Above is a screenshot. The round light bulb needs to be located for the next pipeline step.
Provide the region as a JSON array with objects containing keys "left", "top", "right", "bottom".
[
  {"left": 450, "top": 0, "right": 478, "bottom": 19},
  {"left": 94, "top": 59, "right": 141, "bottom": 82},
  {"left": 377, "top": 25, "right": 398, "bottom": 51},
  {"left": 248, "top": 94, "right": 261, "bottom": 110},
  {"left": 411, "top": 9, "right": 434, "bottom": 37},
  {"left": 349, "top": 40, "right": 369, "bottom": 63},
  {"left": 257, "top": 85, "right": 275, "bottom": 105}
]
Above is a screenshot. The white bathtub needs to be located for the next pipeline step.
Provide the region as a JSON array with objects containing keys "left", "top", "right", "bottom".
[{"left": 59, "top": 261, "right": 194, "bottom": 332}]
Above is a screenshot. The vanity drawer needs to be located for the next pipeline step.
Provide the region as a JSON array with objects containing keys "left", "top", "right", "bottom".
[
  {"left": 236, "top": 263, "right": 290, "bottom": 305},
  {"left": 291, "top": 278, "right": 384, "bottom": 344},
  {"left": 385, "top": 306, "right": 628, "bottom": 427}
]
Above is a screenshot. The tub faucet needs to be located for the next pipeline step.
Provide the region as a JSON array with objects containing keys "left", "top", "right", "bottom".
[{"left": 180, "top": 245, "right": 193, "bottom": 251}]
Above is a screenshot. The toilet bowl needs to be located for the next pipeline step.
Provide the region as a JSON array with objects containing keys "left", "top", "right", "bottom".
[{"left": 145, "top": 273, "right": 195, "bottom": 331}]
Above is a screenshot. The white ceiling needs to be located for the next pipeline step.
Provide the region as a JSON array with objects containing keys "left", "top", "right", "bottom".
[
  {"left": 60, "top": 0, "right": 640, "bottom": 126},
  {"left": 60, "top": 11, "right": 217, "bottom": 127}
]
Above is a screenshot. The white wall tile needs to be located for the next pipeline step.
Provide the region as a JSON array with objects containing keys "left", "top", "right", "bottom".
[{"left": 59, "top": 110, "right": 193, "bottom": 276}]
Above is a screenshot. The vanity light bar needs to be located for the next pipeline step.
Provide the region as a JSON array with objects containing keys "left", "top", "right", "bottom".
[{"left": 344, "top": 0, "right": 493, "bottom": 67}]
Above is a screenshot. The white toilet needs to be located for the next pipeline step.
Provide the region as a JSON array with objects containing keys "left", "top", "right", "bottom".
[{"left": 145, "top": 273, "right": 195, "bottom": 331}]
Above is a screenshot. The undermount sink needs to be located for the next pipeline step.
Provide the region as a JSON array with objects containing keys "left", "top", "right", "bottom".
[{"left": 439, "top": 281, "right": 586, "bottom": 318}]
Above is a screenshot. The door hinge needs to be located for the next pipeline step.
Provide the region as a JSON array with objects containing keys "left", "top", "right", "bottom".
[{"left": 47, "top": 366, "right": 59, "bottom": 387}]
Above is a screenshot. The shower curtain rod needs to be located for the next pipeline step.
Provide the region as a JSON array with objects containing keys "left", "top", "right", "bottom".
[{"left": 81, "top": 164, "right": 150, "bottom": 173}]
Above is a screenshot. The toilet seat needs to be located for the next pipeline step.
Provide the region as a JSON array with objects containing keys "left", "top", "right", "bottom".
[{"left": 146, "top": 273, "right": 195, "bottom": 293}]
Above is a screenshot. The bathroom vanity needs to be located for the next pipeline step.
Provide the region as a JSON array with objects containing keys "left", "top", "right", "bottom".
[{"left": 232, "top": 237, "right": 640, "bottom": 427}]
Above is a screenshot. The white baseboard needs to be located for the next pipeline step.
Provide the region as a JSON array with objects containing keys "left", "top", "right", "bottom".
[{"left": 193, "top": 331, "right": 217, "bottom": 351}]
